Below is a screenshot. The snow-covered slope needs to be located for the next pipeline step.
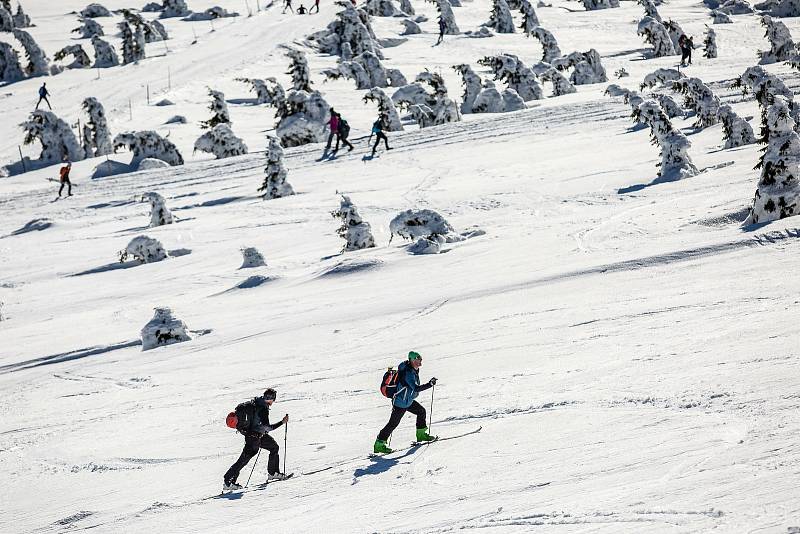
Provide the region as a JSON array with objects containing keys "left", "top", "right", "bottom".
[{"left": 2, "top": 0, "right": 800, "bottom": 532}]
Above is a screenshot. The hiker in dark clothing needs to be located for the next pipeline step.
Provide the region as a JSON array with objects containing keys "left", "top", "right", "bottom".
[
  {"left": 679, "top": 35, "right": 694, "bottom": 67},
  {"left": 283, "top": 0, "right": 294, "bottom": 13},
  {"left": 309, "top": 0, "right": 319, "bottom": 13},
  {"left": 297, "top": 4, "right": 307, "bottom": 13},
  {"left": 58, "top": 161, "right": 72, "bottom": 197},
  {"left": 36, "top": 83, "right": 52, "bottom": 110},
  {"left": 223, "top": 388, "right": 290, "bottom": 490},
  {"left": 369, "top": 117, "right": 391, "bottom": 157},
  {"left": 374, "top": 351, "right": 437, "bottom": 453},
  {"left": 436, "top": 17, "right": 446, "bottom": 45},
  {"left": 337, "top": 114, "right": 354, "bottom": 152},
  {"left": 325, "top": 108, "right": 339, "bottom": 152}
]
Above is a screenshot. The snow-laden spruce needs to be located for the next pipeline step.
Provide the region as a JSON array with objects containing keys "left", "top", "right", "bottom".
[
  {"left": 583, "top": 0, "right": 619, "bottom": 9},
  {"left": 479, "top": 54, "right": 543, "bottom": 101},
  {"left": 21, "top": 111, "right": 84, "bottom": 166},
  {"left": 392, "top": 71, "right": 460, "bottom": 128},
  {"left": 363, "top": 87, "right": 403, "bottom": 131},
  {"left": 183, "top": 6, "right": 239, "bottom": 21},
  {"left": 486, "top": 0, "right": 515, "bottom": 33},
  {"left": 276, "top": 90, "right": 330, "bottom": 147},
  {"left": 717, "top": 105, "right": 755, "bottom": 149},
  {"left": 13, "top": 29, "right": 49, "bottom": 77},
  {"left": 716, "top": 0, "right": 753, "bottom": 13},
  {"left": 671, "top": 77, "right": 720, "bottom": 128},
  {"left": 73, "top": 17, "right": 104, "bottom": 38},
  {"left": 639, "top": 0, "right": 662, "bottom": 22},
  {"left": 636, "top": 99, "right": 674, "bottom": 145},
  {"left": 519, "top": 0, "right": 539, "bottom": 35},
  {"left": 240, "top": 247, "right": 266, "bottom": 268},
  {"left": 324, "top": 51, "right": 407, "bottom": 90},
  {"left": 746, "top": 96, "right": 800, "bottom": 224},
  {"left": 606, "top": 84, "right": 646, "bottom": 124},
  {"left": 472, "top": 80, "right": 525, "bottom": 113},
  {"left": 633, "top": 100, "right": 698, "bottom": 182},
  {"left": 389, "top": 208, "right": 463, "bottom": 254},
  {"left": 123, "top": 235, "right": 167, "bottom": 264},
  {"left": 286, "top": 48, "right": 312, "bottom": 92},
  {"left": 640, "top": 68, "right": 681, "bottom": 90},
  {"left": 704, "top": 27, "right": 717, "bottom": 58},
  {"left": 122, "top": 9, "right": 168, "bottom": 43},
  {"left": 711, "top": 9, "right": 732, "bottom": 23},
  {"left": 0, "top": 6, "right": 12, "bottom": 32},
  {"left": 194, "top": 124, "right": 248, "bottom": 159},
  {"left": 81, "top": 97, "right": 113, "bottom": 157},
  {"left": 401, "top": 19, "right": 421, "bottom": 35},
  {"left": 638, "top": 17, "right": 675, "bottom": 57},
  {"left": 114, "top": 131, "right": 184, "bottom": 168},
  {"left": 400, "top": 0, "right": 415, "bottom": 15},
  {"left": 236, "top": 77, "right": 285, "bottom": 105},
  {"left": 653, "top": 93, "right": 683, "bottom": 118},
  {"left": 552, "top": 49, "right": 607, "bottom": 85},
  {"left": 757, "top": 0, "right": 800, "bottom": 16},
  {"left": 91, "top": 36, "right": 118, "bottom": 67},
  {"left": 365, "top": 0, "right": 402, "bottom": 17},
  {"left": 160, "top": 0, "right": 190, "bottom": 18},
  {"left": 13, "top": 4, "right": 31, "bottom": 27},
  {"left": 538, "top": 65, "right": 577, "bottom": 97},
  {"left": 258, "top": 137, "right": 295, "bottom": 199},
  {"left": 735, "top": 66, "right": 800, "bottom": 132},
  {"left": 141, "top": 307, "right": 191, "bottom": 351},
  {"left": 201, "top": 89, "right": 230, "bottom": 129},
  {"left": 428, "top": 0, "right": 459, "bottom": 34},
  {"left": 54, "top": 45, "right": 91, "bottom": 69},
  {"left": 332, "top": 195, "right": 376, "bottom": 252},
  {"left": 531, "top": 27, "right": 562, "bottom": 63},
  {"left": 308, "top": 3, "right": 383, "bottom": 59},
  {"left": 454, "top": 64, "right": 482, "bottom": 114},
  {"left": 81, "top": 3, "right": 111, "bottom": 17},
  {"left": 119, "top": 21, "right": 145, "bottom": 65},
  {"left": 140, "top": 192, "right": 174, "bottom": 226},
  {"left": 0, "top": 42, "right": 23, "bottom": 83},
  {"left": 759, "top": 15, "right": 795, "bottom": 65}
]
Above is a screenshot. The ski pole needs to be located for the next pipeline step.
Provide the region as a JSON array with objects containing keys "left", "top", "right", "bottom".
[
  {"left": 245, "top": 448, "right": 261, "bottom": 488},
  {"left": 429, "top": 384, "right": 435, "bottom": 434},
  {"left": 283, "top": 422, "right": 288, "bottom": 474}
]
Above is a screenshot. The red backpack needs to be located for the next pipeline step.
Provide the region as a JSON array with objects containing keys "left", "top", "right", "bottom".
[{"left": 380, "top": 367, "right": 399, "bottom": 398}]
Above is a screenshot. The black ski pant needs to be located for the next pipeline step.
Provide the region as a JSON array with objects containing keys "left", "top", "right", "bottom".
[
  {"left": 681, "top": 47, "right": 692, "bottom": 65},
  {"left": 377, "top": 400, "right": 427, "bottom": 441},
  {"left": 224, "top": 432, "right": 280, "bottom": 483},
  {"left": 36, "top": 96, "right": 51, "bottom": 110},
  {"left": 59, "top": 178, "right": 72, "bottom": 196},
  {"left": 338, "top": 134, "right": 353, "bottom": 151},
  {"left": 436, "top": 31, "right": 444, "bottom": 45},
  {"left": 371, "top": 132, "right": 389, "bottom": 154},
  {"left": 326, "top": 131, "right": 339, "bottom": 150}
]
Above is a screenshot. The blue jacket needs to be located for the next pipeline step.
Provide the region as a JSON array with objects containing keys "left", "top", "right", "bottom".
[{"left": 393, "top": 361, "right": 431, "bottom": 408}]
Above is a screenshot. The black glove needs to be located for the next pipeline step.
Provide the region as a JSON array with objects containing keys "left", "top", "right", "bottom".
[{"left": 428, "top": 377, "right": 437, "bottom": 386}]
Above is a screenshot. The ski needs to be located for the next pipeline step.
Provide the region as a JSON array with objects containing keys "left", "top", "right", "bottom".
[
  {"left": 370, "top": 426, "right": 482, "bottom": 457},
  {"left": 218, "top": 473, "right": 295, "bottom": 497}
]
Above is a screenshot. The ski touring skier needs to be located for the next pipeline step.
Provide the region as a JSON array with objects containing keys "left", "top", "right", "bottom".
[
  {"left": 223, "top": 388, "right": 290, "bottom": 491},
  {"left": 325, "top": 107, "right": 340, "bottom": 153},
  {"left": 337, "top": 114, "right": 354, "bottom": 152},
  {"left": 679, "top": 35, "right": 694, "bottom": 67},
  {"left": 58, "top": 160, "right": 73, "bottom": 197},
  {"left": 368, "top": 117, "right": 392, "bottom": 158},
  {"left": 374, "top": 351, "right": 437, "bottom": 454},
  {"left": 36, "top": 83, "right": 52, "bottom": 110},
  {"left": 436, "top": 17, "right": 446, "bottom": 45}
]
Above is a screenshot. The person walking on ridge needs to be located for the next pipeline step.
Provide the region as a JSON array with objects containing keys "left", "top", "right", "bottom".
[
  {"left": 368, "top": 116, "right": 392, "bottom": 158},
  {"left": 36, "top": 82, "right": 52, "bottom": 110}
]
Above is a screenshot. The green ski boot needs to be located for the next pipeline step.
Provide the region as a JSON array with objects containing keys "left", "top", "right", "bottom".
[
  {"left": 373, "top": 439, "right": 393, "bottom": 454},
  {"left": 416, "top": 427, "right": 437, "bottom": 442}
]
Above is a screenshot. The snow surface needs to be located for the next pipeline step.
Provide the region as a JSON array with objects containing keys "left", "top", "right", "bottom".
[{"left": 2, "top": 0, "right": 800, "bottom": 532}]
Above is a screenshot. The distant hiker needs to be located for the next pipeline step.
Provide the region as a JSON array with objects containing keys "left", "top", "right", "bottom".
[
  {"left": 223, "top": 388, "right": 290, "bottom": 491},
  {"left": 679, "top": 34, "right": 694, "bottom": 67},
  {"left": 337, "top": 114, "right": 354, "bottom": 152},
  {"left": 309, "top": 0, "right": 319, "bottom": 13},
  {"left": 297, "top": 4, "right": 307, "bottom": 13},
  {"left": 368, "top": 117, "right": 392, "bottom": 157},
  {"left": 325, "top": 108, "right": 340, "bottom": 152},
  {"left": 58, "top": 160, "right": 72, "bottom": 197},
  {"left": 36, "top": 82, "right": 51, "bottom": 111},
  {"left": 283, "top": 0, "right": 294, "bottom": 13},
  {"left": 436, "top": 17, "right": 446, "bottom": 45},
  {"left": 374, "top": 351, "right": 437, "bottom": 454}
]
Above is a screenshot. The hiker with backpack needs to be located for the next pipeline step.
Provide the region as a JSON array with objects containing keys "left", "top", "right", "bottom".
[
  {"left": 223, "top": 388, "right": 290, "bottom": 491},
  {"left": 58, "top": 160, "right": 73, "bottom": 197},
  {"left": 36, "top": 82, "right": 52, "bottom": 111},
  {"left": 679, "top": 34, "right": 694, "bottom": 67},
  {"left": 337, "top": 114, "right": 354, "bottom": 152},
  {"left": 374, "top": 351, "right": 437, "bottom": 454},
  {"left": 368, "top": 116, "right": 392, "bottom": 158},
  {"left": 436, "top": 17, "right": 446, "bottom": 45},
  {"left": 324, "top": 107, "right": 339, "bottom": 153}
]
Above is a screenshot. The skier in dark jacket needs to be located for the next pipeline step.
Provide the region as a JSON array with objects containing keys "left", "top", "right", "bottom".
[
  {"left": 679, "top": 35, "right": 694, "bottom": 67},
  {"left": 374, "top": 351, "right": 437, "bottom": 453},
  {"left": 36, "top": 83, "right": 52, "bottom": 110},
  {"left": 223, "top": 388, "right": 290, "bottom": 490},
  {"left": 368, "top": 117, "right": 392, "bottom": 157}
]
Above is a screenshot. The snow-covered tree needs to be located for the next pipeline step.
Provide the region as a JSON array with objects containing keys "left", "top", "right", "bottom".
[
  {"left": 237, "top": 77, "right": 271, "bottom": 104},
  {"left": 637, "top": 17, "right": 675, "bottom": 57},
  {"left": 81, "top": 97, "right": 112, "bottom": 157},
  {"left": 718, "top": 104, "right": 755, "bottom": 149},
  {"left": 0, "top": 7, "right": 13, "bottom": 31},
  {"left": 332, "top": 195, "right": 376, "bottom": 252},
  {"left": 12, "top": 3, "right": 30, "bottom": 27},
  {"left": 113, "top": 131, "right": 184, "bottom": 167},
  {"left": 122, "top": 9, "right": 168, "bottom": 43},
  {"left": 660, "top": 129, "right": 698, "bottom": 181},
  {"left": 735, "top": 66, "right": 799, "bottom": 133},
  {"left": 141, "top": 307, "right": 191, "bottom": 351},
  {"left": 13, "top": 29, "right": 49, "bottom": 76},
  {"left": 390, "top": 209, "right": 461, "bottom": 253},
  {"left": 703, "top": 27, "right": 717, "bottom": 58},
  {"left": 553, "top": 49, "right": 607, "bottom": 85},
  {"left": 583, "top": 0, "right": 618, "bottom": 9},
  {"left": 428, "top": 0, "right": 459, "bottom": 34},
  {"left": 757, "top": 0, "right": 800, "bottom": 17},
  {"left": 201, "top": 89, "right": 230, "bottom": 129},
  {"left": 717, "top": 0, "right": 753, "bottom": 13},
  {"left": 640, "top": 67, "right": 681, "bottom": 90},
  {"left": 639, "top": 0, "right": 662, "bottom": 21},
  {"left": 81, "top": 3, "right": 111, "bottom": 17},
  {"left": 240, "top": 247, "right": 266, "bottom": 268},
  {"left": 54, "top": 44, "right": 91, "bottom": 69},
  {"left": 759, "top": 15, "right": 795, "bottom": 65},
  {"left": 123, "top": 235, "right": 167, "bottom": 263},
  {"left": 365, "top": 0, "right": 402, "bottom": 16},
  {"left": 72, "top": 17, "right": 104, "bottom": 38},
  {"left": 531, "top": 27, "right": 562, "bottom": 63},
  {"left": 519, "top": 0, "right": 539, "bottom": 35},
  {"left": 401, "top": 19, "right": 421, "bottom": 34},
  {"left": 363, "top": 87, "right": 403, "bottom": 130},
  {"left": 324, "top": 51, "right": 406, "bottom": 90},
  {"left": 194, "top": 124, "right": 248, "bottom": 159},
  {"left": 711, "top": 9, "right": 732, "bottom": 23},
  {"left": 539, "top": 66, "right": 576, "bottom": 96},
  {"left": 454, "top": 63, "right": 482, "bottom": 114},
  {"left": 636, "top": 99, "right": 673, "bottom": 145},
  {"left": 653, "top": 93, "right": 683, "bottom": 118},
  {"left": 286, "top": 48, "right": 312, "bottom": 92},
  {"left": 91, "top": 36, "right": 118, "bottom": 67},
  {"left": 258, "top": 136, "right": 295, "bottom": 199},
  {"left": 308, "top": 3, "right": 382, "bottom": 59},
  {"left": 606, "top": 84, "right": 646, "bottom": 125},
  {"left": 21, "top": 111, "right": 84, "bottom": 165},
  {"left": 746, "top": 96, "right": 800, "bottom": 224},
  {"left": 392, "top": 71, "right": 460, "bottom": 127},
  {"left": 671, "top": 77, "right": 720, "bottom": 128},
  {"left": 119, "top": 22, "right": 145, "bottom": 64},
  {"left": 400, "top": 0, "right": 415, "bottom": 14},
  {"left": 471, "top": 80, "right": 525, "bottom": 113},
  {"left": 0, "top": 41, "right": 23, "bottom": 82},
  {"left": 161, "top": 0, "right": 190, "bottom": 18},
  {"left": 479, "top": 54, "right": 544, "bottom": 101},
  {"left": 663, "top": 19, "right": 686, "bottom": 51},
  {"left": 276, "top": 90, "right": 330, "bottom": 147},
  {"left": 486, "top": 0, "right": 515, "bottom": 33},
  {"left": 139, "top": 192, "right": 173, "bottom": 226},
  {"left": 183, "top": 6, "right": 239, "bottom": 20}
]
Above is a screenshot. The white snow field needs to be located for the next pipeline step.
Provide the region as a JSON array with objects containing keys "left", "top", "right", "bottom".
[{"left": 2, "top": 0, "right": 800, "bottom": 532}]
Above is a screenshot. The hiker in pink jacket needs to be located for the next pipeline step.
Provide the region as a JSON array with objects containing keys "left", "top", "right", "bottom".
[{"left": 325, "top": 108, "right": 339, "bottom": 153}]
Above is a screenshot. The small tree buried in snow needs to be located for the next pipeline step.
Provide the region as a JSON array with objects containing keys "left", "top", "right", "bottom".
[
  {"left": 240, "top": 247, "right": 266, "bottom": 268},
  {"left": 392, "top": 71, "right": 460, "bottom": 128},
  {"left": 11, "top": 3, "right": 28, "bottom": 26},
  {"left": 758, "top": 0, "right": 800, "bottom": 17},
  {"left": 122, "top": 10, "right": 168, "bottom": 43},
  {"left": 140, "top": 192, "right": 174, "bottom": 226},
  {"left": 21, "top": 111, "right": 84, "bottom": 165},
  {"left": 659, "top": 129, "right": 698, "bottom": 181},
  {"left": 324, "top": 51, "right": 407, "bottom": 90},
  {"left": 0, "top": 42, "right": 24, "bottom": 83},
  {"left": 0, "top": 7, "right": 13, "bottom": 31},
  {"left": 141, "top": 307, "right": 191, "bottom": 351},
  {"left": 454, "top": 64, "right": 483, "bottom": 114},
  {"left": 194, "top": 124, "right": 248, "bottom": 159},
  {"left": 653, "top": 93, "right": 683, "bottom": 118},
  {"left": 703, "top": 27, "right": 718, "bottom": 58},
  {"left": 428, "top": 0, "right": 459, "bottom": 34},
  {"left": 119, "top": 21, "right": 145, "bottom": 65},
  {"left": 200, "top": 89, "right": 230, "bottom": 129},
  {"left": 73, "top": 17, "right": 104, "bottom": 38},
  {"left": 91, "top": 36, "right": 119, "bottom": 67},
  {"left": 640, "top": 67, "right": 681, "bottom": 90},
  {"left": 638, "top": 17, "right": 675, "bottom": 57},
  {"left": 639, "top": 0, "right": 662, "bottom": 22},
  {"left": 671, "top": 77, "right": 720, "bottom": 128},
  {"left": 759, "top": 15, "right": 795, "bottom": 65},
  {"left": 161, "top": 0, "right": 190, "bottom": 18},
  {"left": 472, "top": 80, "right": 525, "bottom": 113},
  {"left": 531, "top": 27, "right": 562, "bottom": 63},
  {"left": 236, "top": 77, "right": 279, "bottom": 105},
  {"left": 746, "top": 96, "right": 800, "bottom": 224},
  {"left": 113, "top": 131, "right": 184, "bottom": 168},
  {"left": 331, "top": 195, "right": 376, "bottom": 252},
  {"left": 286, "top": 48, "right": 312, "bottom": 92},
  {"left": 54, "top": 45, "right": 91, "bottom": 69},
  {"left": 479, "top": 54, "right": 543, "bottom": 101},
  {"left": 123, "top": 235, "right": 167, "bottom": 263},
  {"left": 258, "top": 137, "right": 295, "bottom": 199},
  {"left": 486, "top": 0, "right": 515, "bottom": 33},
  {"left": 13, "top": 29, "right": 49, "bottom": 76},
  {"left": 583, "top": 0, "right": 619, "bottom": 9},
  {"left": 735, "top": 66, "right": 797, "bottom": 132},
  {"left": 553, "top": 49, "right": 607, "bottom": 85},
  {"left": 519, "top": 0, "right": 539, "bottom": 36},
  {"left": 389, "top": 209, "right": 460, "bottom": 254},
  {"left": 275, "top": 90, "right": 330, "bottom": 147},
  {"left": 364, "top": 87, "right": 403, "bottom": 131},
  {"left": 307, "top": 3, "right": 383, "bottom": 59},
  {"left": 539, "top": 66, "right": 577, "bottom": 97},
  {"left": 81, "top": 3, "right": 112, "bottom": 17},
  {"left": 718, "top": 104, "right": 755, "bottom": 149},
  {"left": 365, "top": 0, "right": 402, "bottom": 16},
  {"left": 81, "top": 97, "right": 113, "bottom": 157},
  {"left": 401, "top": 19, "right": 421, "bottom": 35}
]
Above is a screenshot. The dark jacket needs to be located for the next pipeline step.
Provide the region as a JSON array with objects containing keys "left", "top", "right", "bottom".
[
  {"left": 393, "top": 360, "right": 431, "bottom": 408},
  {"left": 238, "top": 397, "right": 283, "bottom": 435}
]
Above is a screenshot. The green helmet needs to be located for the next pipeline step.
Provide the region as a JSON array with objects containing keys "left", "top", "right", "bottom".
[{"left": 408, "top": 351, "right": 422, "bottom": 361}]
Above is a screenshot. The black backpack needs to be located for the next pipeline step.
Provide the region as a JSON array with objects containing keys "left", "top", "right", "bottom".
[
  {"left": 339, "top": 119, "right": 350, "bottom": 137},
  {"left": 234, "top": 400, "right": 254, "bottom": 433}
]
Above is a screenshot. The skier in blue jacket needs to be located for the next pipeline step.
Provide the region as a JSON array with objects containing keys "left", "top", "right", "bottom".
[{"left": 374, "top": 351, "right": 437, "bottom": 453}]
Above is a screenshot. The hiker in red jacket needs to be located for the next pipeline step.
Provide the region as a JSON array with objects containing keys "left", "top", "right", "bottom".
[{"left": 59, "top": 160, "right": 73, "bottom": 197}]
